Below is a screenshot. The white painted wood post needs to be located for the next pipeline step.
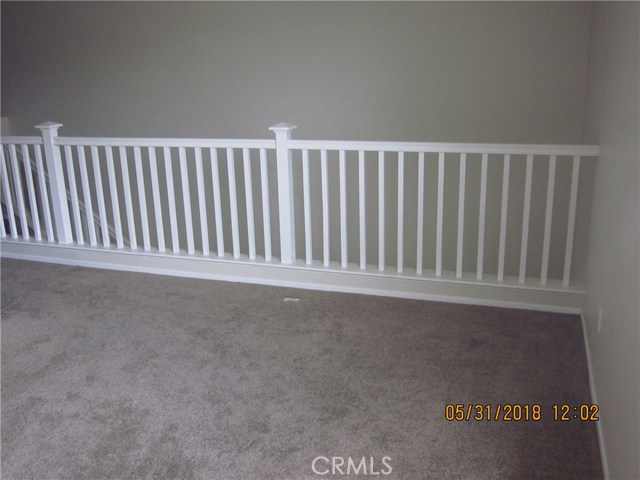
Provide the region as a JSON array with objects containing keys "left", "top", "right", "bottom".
[
  {"left": 36, "top": 122, "right": 73, "bottom": 244},
  {"left": 269, "top": 123, "right": 297, "bottom": 264}
]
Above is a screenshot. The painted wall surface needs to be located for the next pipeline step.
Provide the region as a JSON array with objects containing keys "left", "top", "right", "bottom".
[
  {"left": 2, "top": 2, "right": 590, "bottom": 140},
  {"left": 582, "top": 3, "right": 640, "bottom": 479},
  {"left": 1, "top": 2, "right": 594, "bottom": 280}
]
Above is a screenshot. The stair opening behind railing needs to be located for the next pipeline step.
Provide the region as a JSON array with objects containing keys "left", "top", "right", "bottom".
[{"left": 1, "top": 122, "right": 598, "bottom": 311}]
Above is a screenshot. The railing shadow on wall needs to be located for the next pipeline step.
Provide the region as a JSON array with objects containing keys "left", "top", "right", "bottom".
[{"left": 0, "top": 121, "right": 598, "bottom": 313}]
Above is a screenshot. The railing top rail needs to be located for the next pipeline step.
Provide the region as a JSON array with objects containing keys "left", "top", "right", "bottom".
[
  {"left": 1, "top": 136, "right": 44, "bottom": 145},
  {"left": 288, "top": 139, "right": 599, "bottom": 157},
  {"left": 1, "top": 132, "right": 600, "bottom": 157},
  {"left": 55, "top": 137, "right": 276, "bottom": 149}
]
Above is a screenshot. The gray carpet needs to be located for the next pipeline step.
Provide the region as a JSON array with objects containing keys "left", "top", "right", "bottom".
[{"left": 1, "top": 258, "right": 602, "bottom": 479}]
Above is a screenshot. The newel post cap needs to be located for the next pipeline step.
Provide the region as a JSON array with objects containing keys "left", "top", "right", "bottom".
[
  {"left": 269, "top": 123, "right": 297, "bottom": 132},
  {"left": 35, "top": 121, "right": 63, "bottom": 131}
]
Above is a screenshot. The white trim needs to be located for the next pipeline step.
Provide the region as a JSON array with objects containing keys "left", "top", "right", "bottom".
[
  {"left": 1, "top": 240, "right": 585, "bottom": 314},
  {"left": 0, "top": 136, "right": 43, "bottom": 145},
  {"left": 1, "top": 135, "right": 598, "bottom": 157},
  {"left": 290, "top": 139, "right": 599, "bottom": 157},
  {"left": 55, "top": 137, "right": 274, "bottom": 149},
  {"left": 580, "top": 313, "right": 609, "bottom": 479}
]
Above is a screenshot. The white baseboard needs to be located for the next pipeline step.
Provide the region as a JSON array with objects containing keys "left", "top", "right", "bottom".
[
  {"left": 1, "top": 240, "right": 585, "bottom": 314},
  {"left": 581, "top": 313, "right": 609, "bottom": 479}
]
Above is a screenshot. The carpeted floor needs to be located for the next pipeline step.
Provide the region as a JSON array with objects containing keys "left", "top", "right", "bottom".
[{"left": 1, "top": 258, "right": 602, "bottom": 479}]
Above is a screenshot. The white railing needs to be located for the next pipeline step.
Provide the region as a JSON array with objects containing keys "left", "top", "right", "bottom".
[
  {"left": 0, "top": 121, "right": 599, "bottom": 310},
  {"left": 2, "top": 122, "right": 278, "bottom": 261},
  {"left": 286, "top": 137, "right": 597, "bottom": 287}
]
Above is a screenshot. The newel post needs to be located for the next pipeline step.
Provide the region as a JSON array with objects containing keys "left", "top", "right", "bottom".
[
  {"left": 269, "top": 123, "right": 297, "bottom": 264},
  {"left": 36, "top": 122, "right": 73, "bottom": 244}
]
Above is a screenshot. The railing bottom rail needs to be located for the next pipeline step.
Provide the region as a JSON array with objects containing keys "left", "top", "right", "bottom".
[{"left": 0, "top": 239, "right": 585, "bottom": 314}]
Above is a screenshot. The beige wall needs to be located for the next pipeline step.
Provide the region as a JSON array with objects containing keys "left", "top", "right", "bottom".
[
  {"left": 2, "top": 2, "right": 590, "bottom": 142},
  {"left": 582, "top": 3, "right": 640, "bottom": 479},
  {"left": 1, "top": 2, "right": 594, "bottom": 280}
]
